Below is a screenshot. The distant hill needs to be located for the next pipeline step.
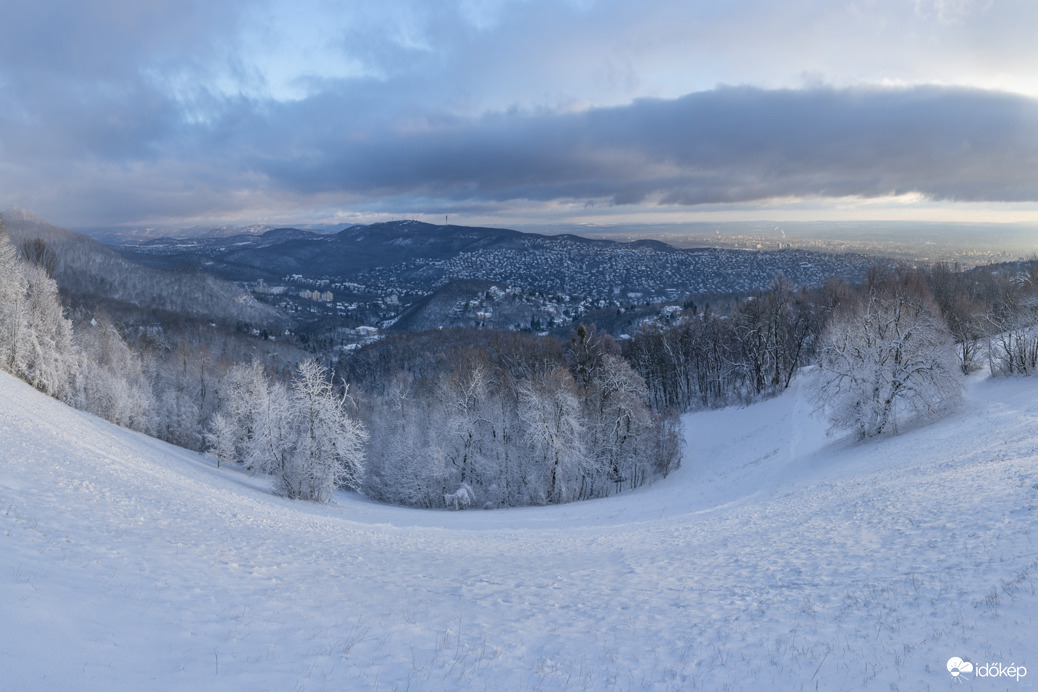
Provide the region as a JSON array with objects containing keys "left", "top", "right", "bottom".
[
  {"left": 107, "top": 218, "right": 885, "bottom": 340},
  {"left": 76, "top": 222, "right": 344, "bottom": 244},
  {"left": 3, "top": 209, "right": 284, "bottom": 329},
  {"left": 117, "top": 219, "right": 881, "bottom": 298},
  {"left": 154, "top": 220, "right": 530, "bottom": 280}
]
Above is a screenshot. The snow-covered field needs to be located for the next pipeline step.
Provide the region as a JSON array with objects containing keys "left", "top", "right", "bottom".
[{"left": 2, "top": 370, "right": 1036, "bottom": 691}]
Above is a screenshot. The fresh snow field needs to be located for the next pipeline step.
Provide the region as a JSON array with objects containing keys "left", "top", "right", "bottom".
[{"left": 2, "top": 369, "right": 1037, "bottom": 691}]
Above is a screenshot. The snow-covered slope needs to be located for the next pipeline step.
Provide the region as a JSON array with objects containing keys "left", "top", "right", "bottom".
[{"left": 1, "top": 371, "right": 1036, "bottom": 691}]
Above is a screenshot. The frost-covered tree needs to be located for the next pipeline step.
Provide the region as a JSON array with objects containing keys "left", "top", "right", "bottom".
[
  {"left": 276, "top": 359, "right": 367, "bottom": 502},
  {"left": 0, "top": 221, "right": 28, "bottom": 371},
  {"left": 248, "top": 377, "right": 292, "bottom": 478},
  {"left": 430, "top": 353, "right": 525, "bottom": 506},
  {"left": 205, "top": 359, "right": 270, "bottom": 468},
  {"left": 814, "top": 269, "right": 962, "bottom": 439},
  {"left": 436, "top": 359, "right": 494, "bottom": 488},
  {"left": 75, "top": 312, "right": 152, "bottom": 430},
  {"left": 205, "top": 413, "right": 238, "bottom": 468},
  {"left": 149, "top": 341, "right": 217, "bottom": 450},
  {"left": 358, "top": 328, "right": 680, "bottom": 509},
  {"left": 0, "top": 221, "right": 77, "bottom": 399},
  {"left": 17, "top": 264, "right": 76, "bottom": 399},
  {"left": 518, "top": 367, "right": 586, "bottom": 504},
  {"left": 582, "top": 354, "right": 653, "bottom": 495},
  {"left": 216, "top": 361, "right": 360, "bottom": 503},
  {"left": 363, "top": 375, "right": 447, "bottom": 507}
]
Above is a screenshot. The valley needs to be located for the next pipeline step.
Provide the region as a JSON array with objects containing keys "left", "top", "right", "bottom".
[{"left": 117, "top": 220, "right": 884, "bottom": 347}]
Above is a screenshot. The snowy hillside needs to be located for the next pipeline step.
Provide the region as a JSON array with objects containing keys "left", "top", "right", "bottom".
[{"left": 2, "top": 370, "right": 1036, "bottom": 691}]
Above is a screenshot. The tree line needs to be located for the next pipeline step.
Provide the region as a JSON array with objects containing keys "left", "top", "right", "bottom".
[
  {"left": 3, "top": 220, "right": 355, "bottom": 501},
  {"left": 9, "top": 210, "right": 1038, "bottom": 505},
  {"left": 1, "top": 220, "right": 678, "bottom": 508},
  {"left": 341, "top": 326, "right": 680, "bottom": 508},
  {"left": 624, "top": 275, "right": 828, "bottom": 411},
  {"left": 626, "top": 257, "right": 1038, "bottom": 439}
]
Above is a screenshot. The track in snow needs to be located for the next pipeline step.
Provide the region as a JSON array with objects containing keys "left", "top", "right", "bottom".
[{"left": 1, "top": 371, "right": 1036, "bottom": 690}]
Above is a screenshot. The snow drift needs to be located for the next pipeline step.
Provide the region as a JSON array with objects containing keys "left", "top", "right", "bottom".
[{"left": 1, "top": 371, "right": 1036, "bottom": 690}]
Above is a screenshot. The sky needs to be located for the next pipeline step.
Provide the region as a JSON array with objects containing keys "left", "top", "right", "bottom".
[{"left": 2, "top": 0, "right": 1038, "bottom": 232}]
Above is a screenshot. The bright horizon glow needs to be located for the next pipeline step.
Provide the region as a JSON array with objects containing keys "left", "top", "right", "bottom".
[{"left": 127, "top": 197, "right": 1038, "bottom": 235}]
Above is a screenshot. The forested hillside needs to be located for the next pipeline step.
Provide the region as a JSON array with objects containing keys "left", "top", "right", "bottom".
[
  {"left": 3, "top": 209, "right": 282, "bottom": 329},
  {"left": 1, "top": 215, "right": 680, "bottom": 508},
  {"left": 7, "top": 209, "right": 1038, "bottom": 511}
]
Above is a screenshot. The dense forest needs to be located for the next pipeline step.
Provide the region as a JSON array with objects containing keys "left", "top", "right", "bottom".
[{"left": 342, "top": 327, "right": 679, "bottom": 507}]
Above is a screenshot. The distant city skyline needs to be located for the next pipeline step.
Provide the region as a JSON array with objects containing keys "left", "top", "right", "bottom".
[{"left": 2, "top": 0, "right": 1038, "bottom": 230}]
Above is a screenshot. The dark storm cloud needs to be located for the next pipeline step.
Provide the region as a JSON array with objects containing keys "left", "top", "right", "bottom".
[
  {"left": 248, "top": 85, "right": 1038, "bottom": 207},
  {"left": 4, "top": 0, "right": 1038, "bottom": 226}
]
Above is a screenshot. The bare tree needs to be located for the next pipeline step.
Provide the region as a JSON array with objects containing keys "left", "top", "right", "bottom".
[
  {"left": 19, "top": 238, "right": 58, "bottom": 277},
  {"left": 983, "top": 269, "right": 1038, "bottom": 376}
]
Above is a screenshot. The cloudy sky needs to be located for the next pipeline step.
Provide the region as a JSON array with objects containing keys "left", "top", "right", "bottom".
[{"left": 2, "top": 0, "right": 1037, "bottom": 231}]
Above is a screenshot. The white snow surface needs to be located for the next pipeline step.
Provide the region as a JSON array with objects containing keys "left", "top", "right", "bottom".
[{"left": 1, "top": 370, "right": 1036, "bottom": 690}]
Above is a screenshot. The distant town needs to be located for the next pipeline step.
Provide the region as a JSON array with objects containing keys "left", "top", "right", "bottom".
[{"left": 119, "top": 222, "right": 885, "bottom": 350}]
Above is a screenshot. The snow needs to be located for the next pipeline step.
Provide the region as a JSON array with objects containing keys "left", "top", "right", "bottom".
[{"left": 2, "top": 370, "right": 1036, "bottom": 690}]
